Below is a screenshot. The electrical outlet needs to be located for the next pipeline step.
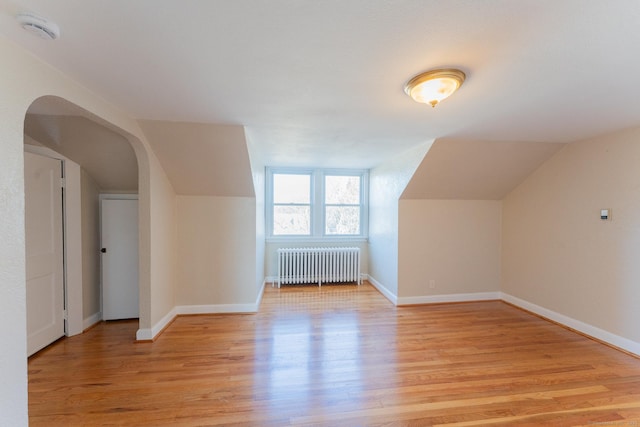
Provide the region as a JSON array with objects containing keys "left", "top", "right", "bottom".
[{"left": 429, "top": 279, "right": 436, "bottom": 289}]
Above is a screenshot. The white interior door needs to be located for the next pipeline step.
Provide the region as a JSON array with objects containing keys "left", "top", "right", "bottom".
[
  {"left": 101, "top": 198, "right": 139, "bottom": 320},
  {"left": 25, "top": 152, "right": 65, "bottom": 357}
]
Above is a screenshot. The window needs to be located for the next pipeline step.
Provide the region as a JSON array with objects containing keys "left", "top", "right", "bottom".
[
  {"left": 324, "top": 175, "right": 361, "bottom": 235},
  {"left": 267, "top": 168, "right": 368, "bottom": 239},
  {"left": 272, "top": 173, "right": 311, "bottom": 235}
]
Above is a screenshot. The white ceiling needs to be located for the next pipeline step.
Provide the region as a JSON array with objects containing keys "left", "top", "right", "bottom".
[{"left": 2, "top": 1, "right": 640, "bottom": 169}]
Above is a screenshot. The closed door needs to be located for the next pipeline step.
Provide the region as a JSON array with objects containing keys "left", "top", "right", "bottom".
[
  {"left": 24, "top": 152, "right": 65, "bottom": 356},
  {"left": 101, "top": 198, "right": 139, "bottom": 320}
]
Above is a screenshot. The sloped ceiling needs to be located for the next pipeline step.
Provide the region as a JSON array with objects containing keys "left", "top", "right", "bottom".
[
  {"left": 138, "top": 120, "right": 254, "bottom": 197},
  {"left": 24, "top": 113, "right": 138, "bottom": 192},
  {"left": 2, "top": 1, "right": 640, "bottom": 170},
  {"left": 401, "top": 138, "right": 564, "bottom": 200}
]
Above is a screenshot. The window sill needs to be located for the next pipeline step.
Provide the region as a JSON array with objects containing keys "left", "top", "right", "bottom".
[{"left": 266, "top": 236, "right": 368, "bottom": 244}]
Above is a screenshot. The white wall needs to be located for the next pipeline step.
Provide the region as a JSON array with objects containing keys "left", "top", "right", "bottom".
[
  {"left": 1, "top": 56, "right": 33, "bottom": 423},
  {"left": 368, "top": 142, "right": 432, "bottom": 300},
  {"left": 0, "top": 35, "right": 175, "bottom": 423},
  {"left": 398, "top": 200, "right": 502, "bottom": 302},
  {"left": 246, "top": 131, "right": 266, "bottom": 297},
  {"left": 81, "top": 169, "right": 101, "bottom": 324},
  {"left": 502, "top": 126, "right": 640, "bottom": 350},
  {"left": 175, "top": 196, "right": 258, "bottom": 307}
]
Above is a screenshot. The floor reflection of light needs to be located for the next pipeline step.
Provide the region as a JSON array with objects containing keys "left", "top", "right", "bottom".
[
  {"left": 267, "top": 314, "right": 312, "bottom": 404},
  {"left": 320, "top": 313, "right": 361, "bottom": 388},
  {"left": 251, "top": 284, "right": 384, "bottom": 418}
]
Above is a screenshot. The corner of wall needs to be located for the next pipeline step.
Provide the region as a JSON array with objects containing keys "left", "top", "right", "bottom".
[
  {"left": 500, "top": 127, "right": 640, "bottom": 353},
  {"left": 245, "top": 130, "right": 266, "bottom": 299},
  {"left": 368, "top": 141, "right": 433, "bottom": 297}
]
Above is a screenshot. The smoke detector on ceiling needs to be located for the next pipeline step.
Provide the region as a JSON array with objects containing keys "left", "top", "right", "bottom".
[{"left": 16, "top": 13, "right": 60, "bottom": 40}]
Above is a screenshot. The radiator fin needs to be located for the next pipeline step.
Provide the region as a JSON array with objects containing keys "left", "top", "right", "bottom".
[{"left": 277, "top": 247, "right": 361, "bottom": 287}]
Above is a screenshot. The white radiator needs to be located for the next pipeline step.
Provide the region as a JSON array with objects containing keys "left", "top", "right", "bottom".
[{"left": 277, "top": 247, "right": 361, "bottom": 287}]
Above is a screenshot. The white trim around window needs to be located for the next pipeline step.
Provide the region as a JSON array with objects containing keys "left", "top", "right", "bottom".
[{"left": 266, "top": 167, "right": 369, "bottom": 241}]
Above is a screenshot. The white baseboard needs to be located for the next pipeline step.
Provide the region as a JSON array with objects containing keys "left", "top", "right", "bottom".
[
  {"left": 364, "top": 275, "right": 499, "bottom": 307},
  {"left": 136, "top": 307, "right": 177, "bottom": 341},
  {"left": 175, "top": 302, "right": 259, "bottom": 315},
  {"left": 82, "top": 312, "right": 102, "bottom": 331},
  {"left": 501, "top": 292, "right": 640, "bottom": 357},
  {"left": 255, "top": 279, "right": 267, "bottom": 307},
  {"left": 366, "top": 275, "right": 398, "bottom": 305},
  {"left": 137, "top": 302, "right": 259, "bottom": 340},
  {"left": 397, "top": 292, "right": 501, "bottom": 306},
  {"left": 136, "top": 329, "right": 154, "bottom": 341},
  {"left": 133, "top": 280, "right": 640, "bottom": 356},
  {"left": 136, "top": 283, "right": 267, "bottom": 341}
]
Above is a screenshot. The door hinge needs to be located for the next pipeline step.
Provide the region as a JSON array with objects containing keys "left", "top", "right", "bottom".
[
  {"left": 60, "top": 177, "right": 66, "bottom": 188},
  {"left": 63, "top": 309, "right": 68, "bottom": 320}
]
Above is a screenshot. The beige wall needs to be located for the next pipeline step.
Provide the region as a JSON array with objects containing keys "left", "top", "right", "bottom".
[
  {"left": 175, "top": 196, "right": 257, "bottom": 306},
  {"left": 25, "top": 114, "right": 138, "bottom": 192},
  {"left": 368, "top": 142, "right": 432, "bottom": 299},
  {"left": 148, "top": 157, "right": 177, "bottom": 325},
  {"left": 399, "top": 200, "right": 502, "bottom": 299},
  {"left": 0, "top": 35, "right": 175, "bottom": 423},
  {"left": 81, "top": 169, "right": 101, "bottom": 321},
  {"left": 402, "top": 138, "right": 564, "bottom": 200},
  {"left": 138, "top": 120, "right": 254, "bottom": 197},
  {"left": 502, "top": 126, "right": 640, "bottom": 345}
]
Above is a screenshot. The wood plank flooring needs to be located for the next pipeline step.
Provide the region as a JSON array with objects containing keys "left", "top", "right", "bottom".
[{"left": 29, "top": 282, "right": 640, "bottom": 426}]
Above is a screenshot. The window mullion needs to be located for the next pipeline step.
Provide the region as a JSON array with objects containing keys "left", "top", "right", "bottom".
[{"left": 312, "top": 170, "right": 323, "bottom": 237}]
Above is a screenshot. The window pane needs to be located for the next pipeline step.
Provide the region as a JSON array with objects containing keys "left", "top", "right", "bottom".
[
  {"left": 273, "top": 205, "right": 310, "bottom": 235},
  {"left": 325, "top": 206, "right": 360, "bottom": 235},
  {"left": 273, "top": 174, "right": 310, "bottom": 204},
  {"left": 325, "top": 175, "right": 360, "bottom": 204}
]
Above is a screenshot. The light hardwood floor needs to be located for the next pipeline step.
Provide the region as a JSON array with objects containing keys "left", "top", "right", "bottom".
[{"left": 29, "top": 282, "right": 640, "bottom": 426}]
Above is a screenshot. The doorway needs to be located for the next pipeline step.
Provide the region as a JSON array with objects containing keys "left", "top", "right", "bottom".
[
  {"left": 101, "top": 196, "right": 139, "bottom": 320},
  {"left": 24, "top": 151, "right": 65, "bottom": 356},
  {"left": 24, "top": 96, "right": 140, "bottom": 347}
]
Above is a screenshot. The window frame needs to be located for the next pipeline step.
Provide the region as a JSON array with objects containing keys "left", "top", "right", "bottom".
[
  {"left": 266, "top": 167, "right": 368, "bottom": 241},
  {"left": 269, "top": 169, "right": 314, "bottom": 237}
]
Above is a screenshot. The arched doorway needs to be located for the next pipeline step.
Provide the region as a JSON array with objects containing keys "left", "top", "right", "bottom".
[{"left": 23, "top": 96, "right": 145, "bottom": 350}]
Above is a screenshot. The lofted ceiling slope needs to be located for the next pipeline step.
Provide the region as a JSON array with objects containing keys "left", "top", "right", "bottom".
[
  {"left": 2, "top": 1, "right": 640, "bottom": 172},
  {"left": 401, "top": 138, "right": 564, "bottom": 200},
  {"left": 138, "top": 120, "right": 255, "bottom": 197},
  {"left": 24, "top": 113, "right": 138, "bottom": 192}
]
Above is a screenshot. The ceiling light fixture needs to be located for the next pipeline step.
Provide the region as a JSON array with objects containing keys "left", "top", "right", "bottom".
[
  {"left": 16, "top": 13, "right": 60, "bottom": 40},
  {"left": 404, "top": 68, "right": 465, "bottom": 108}
]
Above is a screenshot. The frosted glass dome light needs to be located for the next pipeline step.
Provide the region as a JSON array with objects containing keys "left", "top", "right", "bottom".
[{"left": 404, "top": 69, "right": 465, "bottom": 107}]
